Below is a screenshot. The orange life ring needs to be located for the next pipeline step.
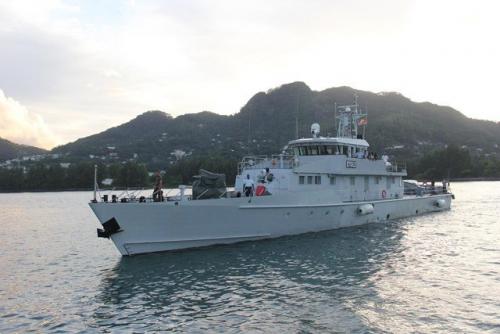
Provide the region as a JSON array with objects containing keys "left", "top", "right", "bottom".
[
  {"left": 381, "top": 190, "right": 387, "bottom": 199},
  {"left": 271, "top": 159, "right": 277, "bottom": 166}
]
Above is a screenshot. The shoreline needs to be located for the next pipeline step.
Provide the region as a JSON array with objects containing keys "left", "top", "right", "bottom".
[
  {"left": 0, "top": 178, "right": 498, "bottom": 194},
  {"left": 450, "top": 177, "right": 500, "bottom": 182}
]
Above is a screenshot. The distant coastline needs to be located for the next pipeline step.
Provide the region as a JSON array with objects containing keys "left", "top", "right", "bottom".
[
  {"left": 0, "top": 187, "right": 149, "bottom": 194},
  {"left": 450, "top": 177, "right": 500, "bottom": 182}
]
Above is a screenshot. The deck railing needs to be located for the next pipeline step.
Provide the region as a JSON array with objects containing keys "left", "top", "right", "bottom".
[
  {"left": 386, "top": 161, "right": 407, "bottom": 173},
  {"left": 238, "top": 154, "right": 295, "bottom": 174}
]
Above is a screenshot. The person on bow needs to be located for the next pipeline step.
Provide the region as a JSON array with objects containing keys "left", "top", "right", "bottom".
[{"left": 153, "top": 171, "right": 163, "bottom": 202}]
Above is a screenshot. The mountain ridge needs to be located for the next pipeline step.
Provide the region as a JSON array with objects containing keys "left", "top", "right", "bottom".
[
  {"left": 0, "top": 137, "right": 48, "bottom": 161},
  {"left": 50, "top": 82, "right": 500, "bottom": 168}
]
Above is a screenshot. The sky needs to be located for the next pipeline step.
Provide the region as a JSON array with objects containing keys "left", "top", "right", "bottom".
[{"left": 0, "top": 0, "right": 499, "bottom": 149}]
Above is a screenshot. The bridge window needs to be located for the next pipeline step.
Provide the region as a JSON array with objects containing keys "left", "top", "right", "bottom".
[
  {"left": 355, "top": 147, "right": 366, "bottom": 159},
  {"left": 375, "top": 176, "right": 381, "bottom": 184},
  {"left": 294, "top": 144, "right": 361, "bottom": 156},
  {"left": 315, "top": 175, "right": 321, "bottom": 184},
  {"left": 299, "top": 175, "right": 305, "bottom": 184},
  {"left": 307, "top": 176, "right": 313, "bottom": 184},
  {"left": 350, "top": 176, "right": 355, "bottom": 185}
]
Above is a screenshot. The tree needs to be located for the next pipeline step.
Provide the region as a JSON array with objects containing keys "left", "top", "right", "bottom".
[{"left": 116, "top": 162, "right": 149, "bottom": 188}]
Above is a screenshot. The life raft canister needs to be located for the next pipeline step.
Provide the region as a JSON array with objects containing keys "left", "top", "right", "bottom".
[
  {"left": 381, "top": 190, "right": 387, "bottom": 199},
  {"left": 255, "top": 184, "right": 266, "bottom": 196}
]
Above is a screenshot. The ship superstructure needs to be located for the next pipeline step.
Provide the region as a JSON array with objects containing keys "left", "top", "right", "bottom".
[{"left": 234, "top": 98, "right": 406, "bottom": 203}]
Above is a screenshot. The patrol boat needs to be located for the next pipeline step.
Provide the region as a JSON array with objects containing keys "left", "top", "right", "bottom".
[{"left": 89, "top": 100, "right": 453, "bottom": 256}]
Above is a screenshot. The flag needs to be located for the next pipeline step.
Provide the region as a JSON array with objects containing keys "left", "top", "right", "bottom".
[{"left": 358, "top": 117, "right": 368, "bottom": 126}]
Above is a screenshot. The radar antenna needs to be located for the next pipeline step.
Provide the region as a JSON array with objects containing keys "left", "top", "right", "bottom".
[{"left": 310, "top": 123, "right": 320, "bottom": 138}]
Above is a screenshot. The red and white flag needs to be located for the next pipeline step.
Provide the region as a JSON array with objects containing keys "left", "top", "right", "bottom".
[{"left": 358, "top": 117, "right": 368, "bottom": 126}]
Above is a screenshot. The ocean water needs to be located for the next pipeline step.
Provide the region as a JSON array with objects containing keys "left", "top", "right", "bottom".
[{"left": 0, "top": 182, "right": 499, "bottom": 333}]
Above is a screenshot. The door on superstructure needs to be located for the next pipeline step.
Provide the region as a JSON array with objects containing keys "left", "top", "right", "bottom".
[{"left": 364, "top": 176, "right": 369, "bottom": 200}]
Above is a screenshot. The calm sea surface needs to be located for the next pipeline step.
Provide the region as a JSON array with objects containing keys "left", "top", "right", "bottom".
[{"left": 0, "top": 182, "right": 499, "bottom": 333}]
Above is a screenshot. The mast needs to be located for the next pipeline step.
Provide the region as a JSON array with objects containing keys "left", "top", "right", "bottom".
[
  {"left": 333, "top": 102, "right": 337, "bottom": 137},
  {"left": 363, "top": 102, "right": 368, "bottom": 139},
  {"left": 93, "top": 164, "right": 97, "bottom": 202},
  {"left": 247, "top": 106, "right": 252, "bottom": 154},
  {"left": 335, "top": 93, "right": 368, "bottom": 139},
  {"left": 295, "top": 92, "right": 300, "bottom": 139}
]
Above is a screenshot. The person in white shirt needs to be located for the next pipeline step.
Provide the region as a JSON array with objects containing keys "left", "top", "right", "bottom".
[
  {"left": 258, "top": 169, "right": 266, "bottom": 183},
  {"left": 243, "top": 174, "right": 255, "bottom": 197}
]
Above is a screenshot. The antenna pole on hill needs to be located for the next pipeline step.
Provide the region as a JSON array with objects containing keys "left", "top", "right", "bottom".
[
  {"left": 295, "top": 117, "right": 299, "bottom": 139},
  {"left": 93, "top": 164, "right": 97, "bottom": 202}
]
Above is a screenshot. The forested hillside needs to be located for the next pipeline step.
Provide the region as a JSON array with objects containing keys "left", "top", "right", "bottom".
[
  {"left": 2, "top": 82, "right": 500, "bottom": 191},
  {"left": 53, "top": 82, "right": 500, "bottom": 169},
  {"left": 0, "top": 137, "right": 47, "bottom": 161}
]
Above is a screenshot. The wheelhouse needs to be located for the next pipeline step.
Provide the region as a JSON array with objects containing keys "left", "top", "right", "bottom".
[{"left": 288, "top": 137, "right": 369, "bottom": 159}]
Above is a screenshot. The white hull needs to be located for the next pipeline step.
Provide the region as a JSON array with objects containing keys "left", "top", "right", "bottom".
[{"left": 90, "top": 194, "right": 452, "bottom": 256}]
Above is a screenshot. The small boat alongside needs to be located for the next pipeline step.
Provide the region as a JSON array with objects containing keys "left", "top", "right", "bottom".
[{"left": 89, "top": 99, "right": 453, "bottom": 256}]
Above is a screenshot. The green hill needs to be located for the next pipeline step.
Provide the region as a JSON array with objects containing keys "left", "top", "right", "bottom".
[
  {"left": 53, "top": 82, "right": 500, "bottom": 167},
  {"left": 0, "top": 137, "right": 47, "bottom": 161}
]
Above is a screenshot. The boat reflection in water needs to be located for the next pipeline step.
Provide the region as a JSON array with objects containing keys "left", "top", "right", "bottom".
[{"left": 92, "top": 221, "right": 408, "bottom": 332}]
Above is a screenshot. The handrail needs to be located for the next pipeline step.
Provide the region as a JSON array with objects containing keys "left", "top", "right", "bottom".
[
  {"left": 238, "top": 154, "right": 295, "bottom": 173},
  {"left": 386, "top": 161, "right": 407, "bottom": 172}
]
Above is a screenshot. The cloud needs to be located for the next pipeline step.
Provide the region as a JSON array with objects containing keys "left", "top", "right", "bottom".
[
  {"left": 0, "top": 0, "right": 499, "bottom": 148},
  {"left": 0, "top": 89, "right": 60, "bottom": 149}
]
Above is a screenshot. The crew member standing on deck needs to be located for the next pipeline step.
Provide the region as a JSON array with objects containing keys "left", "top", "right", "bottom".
[
  {"left": 264, "top": 167, "right": 274, "bottom": 182},
  {"left": 243, "top": 174, "right": 255, "bottom": 197},
  {"left": 153, "top": 171, "right": 163, "bottom": 202}
]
